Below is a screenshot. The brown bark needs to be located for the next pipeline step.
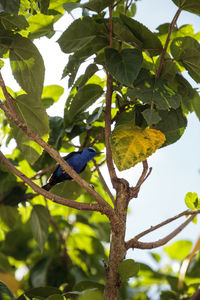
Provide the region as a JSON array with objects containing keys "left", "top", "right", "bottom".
[{"left": 104, "top": 180, "right": 129, "bottom": 299}]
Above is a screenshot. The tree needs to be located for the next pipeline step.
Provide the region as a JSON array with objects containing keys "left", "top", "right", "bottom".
[{"left": 0, "top": 0, "right": 200, "bottom": 299}]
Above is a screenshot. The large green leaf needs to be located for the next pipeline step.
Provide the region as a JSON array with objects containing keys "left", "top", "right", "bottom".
[
  {"left": 0, "top": 281, "right": 14, "bottom": 300},
  {"left": 30, "top": 205, "right": 49, "bottom": 251},
  {"left": 172, "top": 0, "right": 200, "bottom": 16},
  {"left": 12, "top": 94, "right": 49, "bottom": 165},
  {"left": 127, "top": 69, "right": 181, "bottom": 110},
  {"left": 105, "top": 48, "right": 143, "bottom": 87},
  {"left": 82, "top": 0, "right": 114, "bottom": 12},
  {"left": 58, "top": 17, "right": 98, "bottom": 53},
  {"left": 164, "top": 240, "right": 193, "bottom": 260},
  {"left": 24, "top": 287, "right": 61, "bottom": 299},
  {"left": 27, "top": 13, "right": 55, "bottom": 39},
  {"left": 0, "top": 0, "right": 20, "bottom": 14},
  {"left": 0, "top": 205, "right": 18, "bottom": 229},
  {"left": 0, "top": 12, "right": 28, "bottom": 31},
  {"left": 9, "top": 35, "right": 45, "bottom": 97},
  {"left": 155, "top": 108, "right": 187, "bottom": 147},
  {"left": 65, "top": 84, "right": 104, "bottom": 123},
  {"left": 113, "top": 19, "right": 143, "bottom": 48},
  {"left": 120, "top": 14, "right": 163, "bottom": 56},
  {"left": 170, "top": 36, "right": 200, "bottom": 83}
]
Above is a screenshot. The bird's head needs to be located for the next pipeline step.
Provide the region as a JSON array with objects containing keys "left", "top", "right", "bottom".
[{"left": 83, "top": 147, "right": 102, "bottom": 160}]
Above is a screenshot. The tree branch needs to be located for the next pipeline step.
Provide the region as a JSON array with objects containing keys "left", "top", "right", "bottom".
[
  {"left": 129, "top": 160, "right": 152, "bottom": 200},
  {"left": 0, "top": 150, "right": 102, "bottom": 212},
  {"left": 93, "top": 159, "right": 115, "bottom": 205},
  {"left": 156, "top": 8, "right": 181, "bottom": 78},
  {"left": 0, "top": 85, "right": 114, "bottom": 218},
  {"left": 126, "top": 213, "right": 197, "bottom": 250},
  {"left": 104, "top": 6, "right": 118, "bottom": 189}
]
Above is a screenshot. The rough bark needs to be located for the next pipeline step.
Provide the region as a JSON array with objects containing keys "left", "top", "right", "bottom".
[{"left": 104, "top": 179, "right": 129, "bottom": 299}]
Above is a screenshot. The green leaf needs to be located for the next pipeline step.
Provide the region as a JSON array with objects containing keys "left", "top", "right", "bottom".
[
  {"left": 78, "top": 289, "right": 104, "bottom": 300},
  {"left": 118, "top": 259, "right": 140, "bottom": 281},
  {"left": 113, "top": 19, "right": 143, "bottom": 48},
  {"left": 150, "top": 252, "right": 161, "bottom": 263},
  {"left": 105, "top": 48, "right": 143, "bottom": 86},
  {"left": 77, "top": 64, "right": 98, "bottom": 88},
  {"left": 47, "top": 295, "right": 65, "bottom": 300},
  {"left": 9, "top": 35, "right": 45, "bottom": 97},
  {"left": 192, "top": 92, "right": 200, "bottom": 120},
  {"left": 65, "top": 84, "right": 104, "bottom": 123},
  {"left": 127, "top": 69, "right": 181, "bottom": 110},
  {"left": 27, "top": 13, "right": 55, "bottom": 39},
  {"left": 87, "top": 104, "right": 103, "bottom": 124},
  {"left": 185, "top": 192, "right": 200, "bottom": 210},
  {"left": 11, "top": 94, "right": 49, "bottom": 165},
  {"left": 58, "top": 17, "right": 98, "bottom": 53},
  {"left": 2, "top": 185, "right": 27, "bottom": 206},
  {"left": 142, "top": 108, "right": 161, "bottom": 126},
  {"left": 82, "top": 0, "right": 114, "bottom": 13},
  {"left": 74, "top": 280, "right": 104, "bottom": 293},
  {"left": 42, "top": 85, "right": 64, "bottom": 109},
  {"left": 0, "top": 253, "right": 11, "bottom": 272},
  {"left": 164, "top": 240, "right": 193, "bottom": 260},
  {"left": 0, "top": 281, "right": 14, "bottom": 300},
  {"left": 120, "top": 14, "right": 163, "bottom": 56},
  {"left": 0, "top": 205, "right": 18, "bottom": 229},
  {"left": 30, "top": 205, "right": 49, "bottom": 251},
  {"left": 0, "top": 0, "right": 20, "bottom": 14},
  {"left": 63, "top": 3, "right": 80, "bottom": 12},
  {"left": 0, "top": 13, "right": 29, "bottom": 31},
  {"left": 25, "top": 287, "right": 61, "bottom": 299},
  {"left": 155, "top": 108, "right": 187, "bottom": 147},
  {"left": 172, "top": 0, "right": 200, "bottom": 16},
  {"left": 170, "top": 36, "right": 200, "bottom": 83}
]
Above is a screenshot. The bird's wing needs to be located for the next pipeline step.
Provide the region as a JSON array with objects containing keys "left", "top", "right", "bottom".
[{"left": 47, "top": 150, "right": 83, "bottom": 183}]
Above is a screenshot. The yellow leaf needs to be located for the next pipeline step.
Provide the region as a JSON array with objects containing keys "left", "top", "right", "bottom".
[
  {"left": 110, "top": 125, "right": 165, "bottom": 171},
  {"left": 0, "top": 272, "right": 20, "bottom": 293}
]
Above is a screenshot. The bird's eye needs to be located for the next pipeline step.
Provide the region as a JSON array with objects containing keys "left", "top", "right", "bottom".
[{"left": 88, "top": 147, "right": 95, "bottom": 152}]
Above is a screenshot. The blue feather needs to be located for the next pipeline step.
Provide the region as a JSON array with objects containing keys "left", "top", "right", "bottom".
[{"left": 42, "top": 147, "right": 100, "bottom": 191}]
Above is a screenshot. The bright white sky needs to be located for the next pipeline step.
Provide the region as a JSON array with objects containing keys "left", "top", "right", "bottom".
[{"left": 2, "top": 0, "right": 200, "bottom": 269}]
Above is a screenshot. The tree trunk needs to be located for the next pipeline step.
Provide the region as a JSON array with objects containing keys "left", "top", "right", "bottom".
[{"left": 104, "top": 180, "right": 129, "bottom": 299}]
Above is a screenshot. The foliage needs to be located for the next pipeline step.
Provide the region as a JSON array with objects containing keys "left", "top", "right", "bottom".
[{"left": 0, "top": 0, "right": 200, "bottom": 299}]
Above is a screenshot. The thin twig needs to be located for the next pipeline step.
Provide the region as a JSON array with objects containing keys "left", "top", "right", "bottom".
[
  {"left": 129, "top": 160, "right": 152, "bottom": 199},
  {"left": 126, "top": 213, "right": 198, "bottom": 250},
  {"left": 104, "top": 6, "right": 118, "bottom": 189},
  {"left": 0, "top": 73, "right": 16, "bottom": 117},
  {"left": 134, "top": 209, "right": 200, "bottom": 241},
  {"left": 93, "top": 159, "right": 115, "bottom": 205},
  {"left": 156, "top": 8, "right": 181, "bottom": 78},
  {"left": 31, "top": 164, "right": 57, "bottom": 180}
]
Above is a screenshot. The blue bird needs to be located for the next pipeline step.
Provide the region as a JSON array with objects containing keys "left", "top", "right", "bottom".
[{"left": 42, "top": 147, "right": 100, "bottom": 191}]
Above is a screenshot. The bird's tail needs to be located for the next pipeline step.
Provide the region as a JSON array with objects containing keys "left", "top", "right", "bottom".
[{"left": 42, "top": 183, "right": 52, "bottom": 191}]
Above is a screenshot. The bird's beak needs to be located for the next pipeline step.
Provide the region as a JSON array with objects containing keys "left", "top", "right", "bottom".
[{"left": 96, "top": 151, "right": 103, "bottom": 155}]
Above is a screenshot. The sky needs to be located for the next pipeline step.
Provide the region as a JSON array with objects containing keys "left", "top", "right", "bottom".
[{"left": 1, "top": 0, "right": 200, "bottom": 268}]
